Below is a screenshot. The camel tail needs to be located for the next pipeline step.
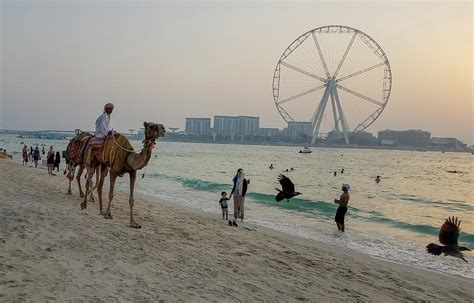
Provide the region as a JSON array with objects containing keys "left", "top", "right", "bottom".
[{"left": 426, "top": 243, "right": 442, "bottom": 255}]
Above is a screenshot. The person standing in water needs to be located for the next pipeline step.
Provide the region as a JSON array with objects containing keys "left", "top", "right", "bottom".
[
  {"left": 334, "top": 184, "right": 350, "bottom": 232},
  {"left": 375, "top": 176, "right": 381, "bottom": 183},
  {"left": 229, "top": 168, "right": 250, "bottom": 227}
]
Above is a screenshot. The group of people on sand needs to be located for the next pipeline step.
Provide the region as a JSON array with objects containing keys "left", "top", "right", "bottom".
[{"left": 22, "top": 144, "right": 61, "bottom": 173}]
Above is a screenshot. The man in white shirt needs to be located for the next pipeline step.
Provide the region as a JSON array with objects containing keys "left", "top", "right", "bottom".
[{"left": 95, "top": 103, "right": 115, "bottom": 138}]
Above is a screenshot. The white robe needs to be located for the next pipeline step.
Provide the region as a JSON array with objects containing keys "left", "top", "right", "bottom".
[{"left": 95, "top": 112, "right": 111, "bottom": 138}]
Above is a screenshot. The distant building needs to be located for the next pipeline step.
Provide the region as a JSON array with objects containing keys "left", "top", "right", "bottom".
[
  {"left": 185, "top": 118, "right": 211, "bottom": 136},
  {"left": 285, "top": 122, "right": 313, "bottom": 138},
  {"left": 430, "top": 137, "right": 466, "bottom": 150},
  {"left": 326, "top": 131, "right": 377, "bottom": 146},
  {"left": 213, "top": 116, "right": 239, "bottom": 136},
  {"left": 237, "top": 116, "right": 259, "bottom": 136},
  {"left": 213, "top": 115, "right": 259, "bottom": 136},
  {"left": 378, "top": 129, "right": 431, "bottom": 147},
  {"left": 258, "top": 128, "right": 279, "bottom": 137}
]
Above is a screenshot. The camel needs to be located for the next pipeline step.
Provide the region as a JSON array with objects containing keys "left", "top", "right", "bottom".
[
  {"left": 65, "top": 132, "right": 100, "bottom": 199},
  {"left": 81, "top": 122, "right": 166, "bottom": 228}
]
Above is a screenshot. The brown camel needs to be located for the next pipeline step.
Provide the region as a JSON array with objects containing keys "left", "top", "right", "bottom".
[
  {"left": 81, "top": 122, "right": 165, "bottom": 228},
  {"left": 65, "top": 132, "right": 100, "bottom": 199}
]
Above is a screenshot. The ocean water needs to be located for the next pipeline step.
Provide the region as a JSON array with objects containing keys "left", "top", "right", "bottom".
[{"left": 2, "top": 136, "right": 473, "bottom": 278}]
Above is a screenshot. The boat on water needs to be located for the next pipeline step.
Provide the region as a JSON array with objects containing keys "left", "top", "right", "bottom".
[{"left": 299, "top": 147, "right": 312, "bottom": 154}]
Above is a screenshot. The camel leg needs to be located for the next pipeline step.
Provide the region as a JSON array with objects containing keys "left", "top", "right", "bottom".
[
  {"left": 104, "top": 172, "right": 117, "bottom": 219},
  {"left": 129, "top": 170, "right": 141, "bottom": 228},
  {"left": 89, "top": 167, "right": 97, "bottom": 202},
  {"left": 90, "top": 166, "right": 101, "bottom": 202},
  {"left": 67, "top": 164, "right": 74, "bottom": 195},
  {"left": 77, "top": 165, "right": 85, "bottom": 198},
  {"left": 81, "top": 167, "right": 94, "bottom": 210},
  {"left": 97, "top": 164, "right": 109, "bottom": 215}
]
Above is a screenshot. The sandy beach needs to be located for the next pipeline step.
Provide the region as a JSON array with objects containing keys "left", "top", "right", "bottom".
[{"left": 0, "top": 159, "right": 472, "bottom": 302}]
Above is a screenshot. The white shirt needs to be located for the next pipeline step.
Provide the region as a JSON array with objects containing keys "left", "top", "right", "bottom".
[{"left": 95, "top": 112, "right": 111, "bottom": 138}]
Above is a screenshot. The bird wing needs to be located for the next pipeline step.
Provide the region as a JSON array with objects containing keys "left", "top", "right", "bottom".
[
  {"left": 439, "top": 216, "right": 460, "bottom": 246},
  {"left": 278, "top": 174, "right": 295, "bottom": 193}
]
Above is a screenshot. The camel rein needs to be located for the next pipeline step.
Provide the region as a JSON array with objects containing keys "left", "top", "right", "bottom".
[{"left": 111, "top": 134, "right": 155, "bottom": 153}]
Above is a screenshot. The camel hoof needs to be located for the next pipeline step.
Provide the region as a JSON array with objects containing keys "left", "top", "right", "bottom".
[
  {"left": 79, "top": 193, "right": 85, "bottom": 198},
  {"left": 67, "top": 191, "right": 72, "bottom": 195},
  {"left": 103, "top": 213, "right": 113, "bottom": 219},
  {"left": 130, "top": 222, "right": 141, "bottom": 229},
  {"left": 80, "top": 203, "right": 87, "bottom": 210}
]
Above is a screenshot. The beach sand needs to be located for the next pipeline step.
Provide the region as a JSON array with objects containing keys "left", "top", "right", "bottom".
[{"left": 0, "top": 159, "right": 471, "bottom": 302}]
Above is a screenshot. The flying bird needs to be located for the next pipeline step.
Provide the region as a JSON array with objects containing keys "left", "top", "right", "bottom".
[
  {"left": 426, "top": 216, "right": 471, "bottom": 262},
  {"left": 275, "top": 174, "right": 301, "bottom": 202}
]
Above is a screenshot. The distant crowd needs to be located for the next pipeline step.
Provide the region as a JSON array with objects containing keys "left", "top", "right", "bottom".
[{"left": 22, "top": 144, "right": 62, "bottom": 175}]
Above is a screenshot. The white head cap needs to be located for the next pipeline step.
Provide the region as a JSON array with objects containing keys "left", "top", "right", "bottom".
[{"left": 104, "top": 103, "right": 114, "bottom": 110}]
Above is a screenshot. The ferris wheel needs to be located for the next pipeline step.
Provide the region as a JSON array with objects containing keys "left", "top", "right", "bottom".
[{"left": 272, "top": 25, "right": 392, "bottom": 144}]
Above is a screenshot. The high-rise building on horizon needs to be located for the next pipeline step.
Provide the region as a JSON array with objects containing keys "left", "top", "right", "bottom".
[
  {"left": 378, "top": 129, "right": 431, "bottom": 147},
  {"left": 213, "top": 115, "right": 259, "bottom": 136},
  {"left": 185, "top": 118, "right": 211, "bottom": 136},
  {"left": 285, "top": 122, "right": 313, "bottom": 138}
]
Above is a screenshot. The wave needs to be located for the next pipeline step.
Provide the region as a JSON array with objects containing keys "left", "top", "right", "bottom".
[
  {"left": 146, "top": 173, "right": 229, "bottom": 192},
  {"left": 354, "top": 214, "right": 474, "bottom": 246},
  {"left": 147, "top": 173, "right": 474, "bottom": 246},
  {"left": 396, "top": 194, "right": 474, "bottom": 212}
]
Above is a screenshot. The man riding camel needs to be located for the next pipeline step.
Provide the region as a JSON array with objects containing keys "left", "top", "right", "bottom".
[{"left": 95, "top": 103, "right": 116, "bottom": 138}]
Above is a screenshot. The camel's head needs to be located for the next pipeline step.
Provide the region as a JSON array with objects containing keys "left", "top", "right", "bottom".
[{"left": 143, "top": 122, "right": 166, "bottom": 144}]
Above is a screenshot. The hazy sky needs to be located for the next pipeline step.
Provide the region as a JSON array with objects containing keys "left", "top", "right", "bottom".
[{"left": 1, "top": 1, "right": 473, "bottom": 144}]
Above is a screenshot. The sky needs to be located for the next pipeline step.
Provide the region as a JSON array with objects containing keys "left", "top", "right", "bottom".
[{"left": 1, "top": 0, "right": 473, "bottom": 144}]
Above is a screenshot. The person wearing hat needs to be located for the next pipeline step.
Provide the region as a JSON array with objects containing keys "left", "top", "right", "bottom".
[
  {"left": 95, "top": 103, "right": 115, "bottom": 138},
  {"left": 334, "top": 183, "right": 350, "bottom": 232}
]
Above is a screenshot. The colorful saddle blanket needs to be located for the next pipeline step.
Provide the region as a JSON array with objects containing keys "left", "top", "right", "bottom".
[
  {"left": 89, "top": 136, "right": 106, "bottom": 151},
  {"left": 67, "top": 133, "right": 92, "bottom": 163}
]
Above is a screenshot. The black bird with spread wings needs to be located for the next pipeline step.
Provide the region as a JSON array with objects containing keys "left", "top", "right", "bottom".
[
  {"left": 426, "top": 216, "right": 471, "bottom": 262},
  {"left": 275, "top": 174, "right": 301, "bottom": 202}
]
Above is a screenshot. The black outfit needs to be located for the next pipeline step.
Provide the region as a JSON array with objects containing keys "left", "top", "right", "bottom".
[
  {"left": 54, "top": 153, "right": 61, "bottom": 169},
  {"left": 33, "top": 149, "right": 40, "bottom": 161},
  {"left": 335, "top": 206, "right": 348, "bottom": 224},
  {"left": 47, "top": 152, "right": 55, "bottom": 165}
]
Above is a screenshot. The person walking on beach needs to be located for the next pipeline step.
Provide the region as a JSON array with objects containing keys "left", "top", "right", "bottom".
[
  {"left": 22, "top": 145, "right": 28, "bottom": 166},
  {"left": 334, "top": 183, "right": 350, "bottom": 232},
  {"left": 54, "top": 151, "right": 61, "bottom": 172},
  {"left": 219, "top": 191, "right": 230, "bottom": 220},
  {"left": 229, "top": 168, "right": 250, "bottom": 226},
  {"left": 33, "top": 146, "right": 40, "bottom": 168},
  {"left": 47, "top": 146, "right": 55, "bottom": 175},
  {"left": 95, "top": 102, "right": 115, "bottom": 138}
]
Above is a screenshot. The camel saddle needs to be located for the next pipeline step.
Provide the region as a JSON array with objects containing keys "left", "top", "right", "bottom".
[
  {"left": 67, "top": 133, "right": 92, "bottom": 163},
  {"left": 89, "top": 133, "right": 120, "bottom": 155}
]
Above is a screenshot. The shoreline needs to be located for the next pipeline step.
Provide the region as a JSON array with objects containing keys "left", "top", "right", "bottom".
[
  {"left": 1, "top": 159, "right": 472, "bottom": 301},
  {"left": 1, "top": 133, "right": 472, "bottom": 154}
]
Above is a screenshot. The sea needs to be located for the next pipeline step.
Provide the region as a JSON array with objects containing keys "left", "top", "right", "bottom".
[{"left": 1, "top": 135, "right": 473, "bottom": 279}]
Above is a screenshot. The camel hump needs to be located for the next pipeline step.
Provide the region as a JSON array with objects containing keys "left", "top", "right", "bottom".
[{"left": 113, "top": 134, "right": 134, "bottom": 151}]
